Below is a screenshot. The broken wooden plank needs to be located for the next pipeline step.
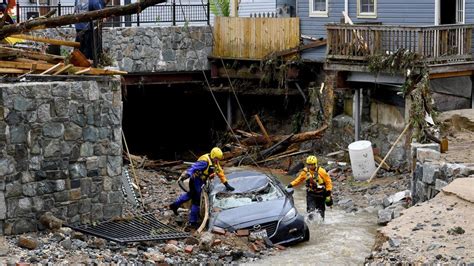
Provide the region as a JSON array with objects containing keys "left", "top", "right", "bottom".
[
  {"left": 374, "top": 155, "right": 390, "bottom": 171},
  {"left": 254, "top": 114, "right": 272, "bottom": 145},
  {"left": 257, "top": 149, "right": 310, "bottom": 164},
  {"left": 71, "top": 66, "right": 128, "bottom": 75},
  {"left": 70, "top": 49, "right": 92, "bottom": 67},
  {"left": 52, "top": 64, "right": 73, "bottom": 75},
  {"left": 326, "top": 150, "right": 345, "bottom": 157},
  {"left": 0, "top": 0, "right": 167, "bottom": 39},
  {"left": 0, "top": 67, "right": 27, "bottom": 74},
  {"left": 9, "top": 34, "right": 80, "bottom": 48},
  {"left": 235, "top": 129, "right": 261, "bottom": 138},
  {"left": 40, "top": 63, "right": 64, "bottom": 75},
  {"left": 259, "top": 134, "right": 294, "bottom": 159},
  {"left": 74, "top": 67, "right": 91, "bottom": 75},
  {"left": 242, "top": 124, "right": 328, "bottom": 146},
  {"left": 75, "top": 67, "right": 94, "bottom": 75},
  {"left": 0, "top": 46, "right": 64, "bottom": 63},
  {"left": 266, "top": 39, "right": 327, "bottom": 59},
  {"left": 0, "top": 60, "right": 54, "bottom": 72}
]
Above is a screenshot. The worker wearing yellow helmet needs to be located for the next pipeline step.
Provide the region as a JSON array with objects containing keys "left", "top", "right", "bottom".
[
  {"left": 286, "top": 155, "right": 333, "bottom": 219},
  {"left": 169, "top": 147, "right": 235, "bottom": 228}
]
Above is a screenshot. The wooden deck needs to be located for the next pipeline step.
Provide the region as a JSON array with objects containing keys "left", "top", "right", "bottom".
[{"left": 326, "top": 24, "right": 474, "bottom": 65}]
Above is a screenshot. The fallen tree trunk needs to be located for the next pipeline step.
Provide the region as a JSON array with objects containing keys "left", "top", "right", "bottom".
[
  {"left": 0, "top": 0, "right": 166, "bottom": 39},
  {"left": 242, "top": 124, "right": 328, "bottom": 146}
]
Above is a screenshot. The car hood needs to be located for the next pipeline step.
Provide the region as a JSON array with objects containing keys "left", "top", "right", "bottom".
[{"left": 210, "top": 197, "right": 292, "bottom": 230}]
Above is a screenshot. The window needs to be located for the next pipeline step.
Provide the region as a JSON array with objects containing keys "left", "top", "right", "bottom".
[
  {"left": 456, "top": 0, "right": 465, "bottom": 24},
  {"left": 309, "top": 0, "right": 328, "bottom": 17},
  {"left": 357, "top": 0, "right": 376, "bottom": 18}
]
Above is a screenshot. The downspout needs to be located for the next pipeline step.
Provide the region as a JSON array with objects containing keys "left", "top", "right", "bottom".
[{"left": 345, "top": 0, "right": 349, "bottom": 23}]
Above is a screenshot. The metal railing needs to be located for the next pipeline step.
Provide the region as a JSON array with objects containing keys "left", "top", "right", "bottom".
[
  {"left": 16, "top": 2, "right": 210, "bottom": 26},
  {"left": 326, "top": 23, "right": 474, "bottom": 64}
]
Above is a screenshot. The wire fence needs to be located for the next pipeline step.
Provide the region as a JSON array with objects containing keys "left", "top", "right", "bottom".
[{"left": 16, "top": 2, "right": 210, "bottom": 26}]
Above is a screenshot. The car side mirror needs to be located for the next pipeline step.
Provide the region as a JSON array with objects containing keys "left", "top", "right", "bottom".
[{"left": 285, "top": 187, "right": 294, "bottom": 195}]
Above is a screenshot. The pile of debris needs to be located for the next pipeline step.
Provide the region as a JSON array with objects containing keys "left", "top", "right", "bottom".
[
  {"left": 0, "top": 0, "right": 166, "bottom": 78},
  {"left": 222, "top": 116, "right": 328, "bottom": 167},
  {"left": 0, "top": 43, "right": 126, "bottom": 76}
]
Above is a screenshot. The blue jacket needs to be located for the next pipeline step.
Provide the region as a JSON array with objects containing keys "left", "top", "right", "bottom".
[{"left": 74, "top": 0, "right": 104, "bottom": 30}]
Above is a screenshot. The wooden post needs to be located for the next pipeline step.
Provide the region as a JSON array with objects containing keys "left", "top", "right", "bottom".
[
  {"left": 254, "top": 114, "right": 272, "bottom": 145},
  {"left": 231, "top": 0, "right": 238, "bottom": 17}
]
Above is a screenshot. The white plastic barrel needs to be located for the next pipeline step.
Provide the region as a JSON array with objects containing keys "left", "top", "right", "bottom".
[{"left": 348, "top": 140, "right": 375, "bottom": 181}]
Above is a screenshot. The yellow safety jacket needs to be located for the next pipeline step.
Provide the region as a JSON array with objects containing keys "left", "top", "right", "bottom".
[
  {"left": 198, "top": 153, "right": 228, "bottom": 183},
  {"left": 290, "top": 167, "right": 332, "bottom": 193}
]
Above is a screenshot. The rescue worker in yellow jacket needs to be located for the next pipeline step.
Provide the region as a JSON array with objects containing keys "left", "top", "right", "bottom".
[
  {"left": 170, "top": 147, "right": 235, "bottom": 227},
  {"left": 287, "top": 155, "right": 333, "bottom": 219}
]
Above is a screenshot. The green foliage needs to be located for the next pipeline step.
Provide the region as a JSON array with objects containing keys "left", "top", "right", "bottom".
[{"left": 209, "top": 0, "right": 230, "bottom": 17}]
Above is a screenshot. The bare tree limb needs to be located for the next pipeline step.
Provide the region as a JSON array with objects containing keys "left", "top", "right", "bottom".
[{"left": 0, "top": 0, "right": 166, "bottom": 39}]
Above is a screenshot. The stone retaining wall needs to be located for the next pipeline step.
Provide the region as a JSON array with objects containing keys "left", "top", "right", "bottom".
[
  {"left": 38, "top": 26, "right": 213, "bottom": 73},
  {"left": 410, "top": 143, "right": 474, "bottom": 204},
  {"left": 0, "top": 79, "right": 124, "bottom": 235}
]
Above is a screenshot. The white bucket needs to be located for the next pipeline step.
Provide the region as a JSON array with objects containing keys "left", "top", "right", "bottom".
[{"left": 348, "top": 140, "right": 375, "bottom": 181}]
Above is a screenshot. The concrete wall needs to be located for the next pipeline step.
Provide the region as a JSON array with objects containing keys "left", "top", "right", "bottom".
[
  {"left": 370, "top": 101, "right": 405, "bottom": 130},
  {"left": 410, "top": 143, "right": 474, "bottom": 204},
  {"left": 0, "top": 79, "right": 124, "bottom": 235},
  {"left": 430, "top": 77, "right": 472, "bottom": 112}
]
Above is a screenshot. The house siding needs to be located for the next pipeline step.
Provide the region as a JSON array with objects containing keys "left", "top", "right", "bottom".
[
  {"left": 299, "top": 0, "right": 436, "bottom": 61},
  {"left": 238, "top": 0, "right": 276, "bottom": 17}
]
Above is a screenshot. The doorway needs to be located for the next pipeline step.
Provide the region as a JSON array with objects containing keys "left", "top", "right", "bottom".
[{"left": 439, "top": 0, "right": 464, "bottom": 25}]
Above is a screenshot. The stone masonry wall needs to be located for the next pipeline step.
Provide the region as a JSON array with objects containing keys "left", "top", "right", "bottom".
[
  {"left": 39, "top": 26, "right": 213, "bottom": 73},
  {"left": 0, "top": 79, "right": 124, "bottom": 235},
  {"left": 410, "top": 143, "right": 474, "bottom": 204},
  {"left": 102, "top": 26, "right": 213, "bottom": 73}
]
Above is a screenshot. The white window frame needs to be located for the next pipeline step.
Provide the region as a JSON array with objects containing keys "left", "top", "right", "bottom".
[
  {"left": 456, "top": 0, "right": 465, "bottom": 24},
  {"left": 309, "top": 0, "right": 328, "bottom": 18},
  {"left": 357, "top": 0, "right": 377, "bottom": 19}
]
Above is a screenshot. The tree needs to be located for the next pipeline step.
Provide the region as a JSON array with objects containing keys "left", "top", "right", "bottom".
[{"left": 209, "top": 0, "right": 230, "bottom": 17}]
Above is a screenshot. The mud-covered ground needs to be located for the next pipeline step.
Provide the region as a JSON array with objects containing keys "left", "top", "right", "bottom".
[{"left": 0, "top": 162, "right": 411, "bottom": 265}]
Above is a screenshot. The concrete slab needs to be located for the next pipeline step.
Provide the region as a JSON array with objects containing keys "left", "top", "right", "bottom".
[{"left": 442, "top": 178, "right": 474, "bottom": 203}]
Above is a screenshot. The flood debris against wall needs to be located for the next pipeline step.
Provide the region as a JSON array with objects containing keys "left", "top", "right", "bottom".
[{"left": 0, "top": 79, "right": 124, "bottom": 235}]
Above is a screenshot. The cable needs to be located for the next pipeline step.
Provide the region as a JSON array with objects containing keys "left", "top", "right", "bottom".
[{"left": 177, "top": 1, "right": 277, "bottom": 173}]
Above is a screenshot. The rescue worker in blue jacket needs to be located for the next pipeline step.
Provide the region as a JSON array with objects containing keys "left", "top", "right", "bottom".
[
  {"left": 170, "top": 147, "right": 235, "bottom": 228},
  {"left": 74, "top": 0, "right": 104, "bottom": 60}
]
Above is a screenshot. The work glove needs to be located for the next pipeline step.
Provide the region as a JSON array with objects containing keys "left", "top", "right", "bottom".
[
  {"left": 325, "top": 196, "right": 333, "bottom": 207},
  {"left": 224, "top": 182, "right": 235, "bottom": 191},
  {"left": 178, "top": 171, "right": 190, "bottom": 181}
]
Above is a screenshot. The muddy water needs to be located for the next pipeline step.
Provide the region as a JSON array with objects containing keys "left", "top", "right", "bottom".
[{"left": 256, "top": 174, "right": 378, "bottom": 265}]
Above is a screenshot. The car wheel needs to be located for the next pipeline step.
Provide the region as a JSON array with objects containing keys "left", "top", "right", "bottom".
[{"left": 303, "top": 226, "right": 310, "bottom": 242}]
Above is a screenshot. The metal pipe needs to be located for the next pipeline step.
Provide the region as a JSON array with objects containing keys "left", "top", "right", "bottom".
[{"left": 227, "top": 94, "right": 232, "bottom": 128}]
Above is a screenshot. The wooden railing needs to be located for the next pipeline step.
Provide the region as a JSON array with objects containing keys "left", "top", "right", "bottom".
[
  {"left": 213, "top": 17, "right": 300, "bottom": 59},
  {"left": 326, "top": 24, "right": 473, "bottom": 63}
]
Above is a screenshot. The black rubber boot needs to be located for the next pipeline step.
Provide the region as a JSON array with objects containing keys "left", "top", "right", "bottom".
[{"left": 169, "top": 203, "right": 179, "bottom": 215}]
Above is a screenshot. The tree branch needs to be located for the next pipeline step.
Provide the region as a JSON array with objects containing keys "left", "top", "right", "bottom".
[{"left": 0, "top": 0, "right": 166, "bottom": 39}]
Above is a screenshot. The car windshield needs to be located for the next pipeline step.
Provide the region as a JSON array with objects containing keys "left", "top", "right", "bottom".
[{"left": 212, "top": 180, "right": 283, "bottom": 210}]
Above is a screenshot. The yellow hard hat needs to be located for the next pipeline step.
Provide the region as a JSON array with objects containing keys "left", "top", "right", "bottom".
[
  {"left": 306, "top": 155, "right": 318, "bottom": 165},
  {"left": 210, "top": 147, "right": 224, "bottom": 160}
]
